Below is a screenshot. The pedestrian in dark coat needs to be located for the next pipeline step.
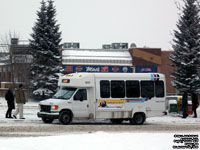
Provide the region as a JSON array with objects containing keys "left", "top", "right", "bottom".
[
  {"left": 5, "top": 88, "right": 15, "bottom": 118},
  {"left": 182, "top": 91, "right": 188, "bottom": 118},
  {"left": 192, "top": 92, "right": 199, "bottom": 118}
]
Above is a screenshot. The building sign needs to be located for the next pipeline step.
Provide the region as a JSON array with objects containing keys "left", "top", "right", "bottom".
[
  {"left": 136, "top": 66, "right": 157, "bottom": 73},
  {"left": 63, "top": 65, "right": 132, "bottom": 73}
]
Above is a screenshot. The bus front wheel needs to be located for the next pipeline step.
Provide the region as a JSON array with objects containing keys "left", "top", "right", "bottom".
[
  {"left": 59, "top": 111, "right": 72, "bottom": 125},
  {"left": 42, "top": 117, "right": 54, "bottom": 123}
]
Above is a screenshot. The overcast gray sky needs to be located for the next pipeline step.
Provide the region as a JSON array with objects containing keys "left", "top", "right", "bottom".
[{"left": 0, "top": 0, "right": 183, "bottom": 50}]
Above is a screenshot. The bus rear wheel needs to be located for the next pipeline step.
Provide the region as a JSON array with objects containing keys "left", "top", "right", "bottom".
[{"left": 130, "top": 113, "right": 145, "bottom": 125}]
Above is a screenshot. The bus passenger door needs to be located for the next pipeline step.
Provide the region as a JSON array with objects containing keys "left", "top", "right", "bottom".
[{"left": 72, "top": 89, "right": 90, "bottom": 118}]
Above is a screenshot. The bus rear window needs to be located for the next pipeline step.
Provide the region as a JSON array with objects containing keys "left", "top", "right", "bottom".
[{"left": 155, "top": 81, "right": 164, "bottom": 97}]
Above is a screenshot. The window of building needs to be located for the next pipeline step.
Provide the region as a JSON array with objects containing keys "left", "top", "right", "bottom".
[
  {"left": 141, "top": 81, "right": 154, "bottom": 98},
  {"left": 155, "top": 81, "right": 165, "bottom": 97},
  {"left": 126, "top": 80, "right": 140, "bottom": 98},
  {"left": 100, "top": 80, "right": 110, "bottom": 98},
  {"left": 111, "top": 80, "right": 125, "bottom": 98}
]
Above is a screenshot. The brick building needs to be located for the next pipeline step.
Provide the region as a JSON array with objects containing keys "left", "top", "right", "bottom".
[
  {"left": 161, "top": 51, "right": 176, "bottom": 94},
  {"left": 129, "top": 48, "right": 176, "bottom": 95},
  {"left": 129, "top": 48, "right": 161, "bottom": 73},
  {"left": 0, "top": 38, "right": 32, "bottom": 96},
  {"left": 9, "top": 38, "right": 32, "bottom": 83}
]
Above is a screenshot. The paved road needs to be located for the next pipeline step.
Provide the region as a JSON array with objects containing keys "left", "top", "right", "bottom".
[{"left": 0, "top": 102, "right": 200, "bottom": 137}]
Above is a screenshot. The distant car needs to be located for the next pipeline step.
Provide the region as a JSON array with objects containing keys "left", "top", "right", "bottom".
[
  {"left": 166, "top": 96, "right": 181, "bottom": 107},
  {"left": 166, "top": 95, "right": 192, "bottom": 114}
]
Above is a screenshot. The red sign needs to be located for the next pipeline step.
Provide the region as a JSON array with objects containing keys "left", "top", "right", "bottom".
[
  {"left": 101, "top": 66, "right": 109, "bottom": 72},
  {"left": 141, "top": 68, "right": 152, "bottom": 72},
  {"left": 66, "top": 66, "right": 73, "bottom": 72},
  {"left": 76, "top": 66, "right": 83, "bottom": 72},
  {"left": 112, "top": 67, "right": 119, "bottom": 72}
]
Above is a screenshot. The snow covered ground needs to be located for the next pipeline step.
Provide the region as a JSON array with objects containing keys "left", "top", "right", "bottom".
[
  {"left": 0, "top": 97, "right": 200, "bottom": 150},
  {"left": 0, "top": 132, "right": 188, "bottom": 150}
]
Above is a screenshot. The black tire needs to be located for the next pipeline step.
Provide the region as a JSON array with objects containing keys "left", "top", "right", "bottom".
[
  {"left": 130, "top": 113, "right": 145, "bottom": 125},
  {"left": 59, "top": 111, "right": 72, "bottom": 125},
  {"left": 110, "top": 119, "right": 123, "bottom": 124},
  {"left": 42, "top": 117, "right": 54, "bottom": 123}
]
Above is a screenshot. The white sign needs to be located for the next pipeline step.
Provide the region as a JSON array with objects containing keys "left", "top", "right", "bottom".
[{"left": 86, "top": 66, "right": 100, "bottom": 72}]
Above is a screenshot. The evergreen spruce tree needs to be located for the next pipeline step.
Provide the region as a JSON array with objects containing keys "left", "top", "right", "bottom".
[
  {"left": 29, "top": 0, "right": 62, "bottom": 99},
  {"left": 169, "top": 0, "right": 200, "bottom": 93}
]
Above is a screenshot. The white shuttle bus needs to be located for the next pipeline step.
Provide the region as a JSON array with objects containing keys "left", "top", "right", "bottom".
[{"left": 37, "top": 73, "right": 166, "bottom": 125}]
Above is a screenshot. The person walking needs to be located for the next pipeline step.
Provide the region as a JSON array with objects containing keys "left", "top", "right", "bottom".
[
  {"left": 5, "top": 88, "right": 15, "bottom": 118},
  {"left": 182, "top": 91, "right": 188, "bottom": 118},
  {"left": 13, "top": 84, "right": 26, "bottom": 119},
  {"left": 192, "top": 92, "right": 199, "bottom": 118}
]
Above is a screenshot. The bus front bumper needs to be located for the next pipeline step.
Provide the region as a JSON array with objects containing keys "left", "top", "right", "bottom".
[{"left": 37, "top": 112, "right": 59, "bottom": 119}]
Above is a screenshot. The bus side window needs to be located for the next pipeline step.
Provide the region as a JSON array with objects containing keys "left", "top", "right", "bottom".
[
  {"left": 126, "top": 80, "right": 140, "bottom": 98},
  {"left": 100, "top": 80, "right": 110, "bottom": 98},
  {"left": 141, "top": 81, "right": 154, "bottom": 98},
  {"left": 111, "top": 80, "right": 125, "bottom": 98},
  {"left": 155, "top": 81, "right": 164, "bottom": 97}
]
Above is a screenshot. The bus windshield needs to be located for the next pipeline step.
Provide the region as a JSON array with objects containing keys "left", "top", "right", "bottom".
[{"left": 53, "top": 87, "right": 77, "bottom": 100}]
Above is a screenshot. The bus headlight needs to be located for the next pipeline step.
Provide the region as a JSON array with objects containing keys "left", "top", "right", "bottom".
[
  {"left": 38, "top": 105, "right": 41, "bottom": 111},
  {"left": 51, "top": 105, "right": 59, "bottom": 110}
]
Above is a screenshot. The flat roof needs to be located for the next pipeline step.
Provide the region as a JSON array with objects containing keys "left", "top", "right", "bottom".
[{"left": 62, "top": 49, "right": 132, "bottom": 66}]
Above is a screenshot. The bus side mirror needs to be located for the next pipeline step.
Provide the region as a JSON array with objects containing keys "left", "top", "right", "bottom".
[{"left": 80, "top": 96, "right": 84, "bottom": 102}]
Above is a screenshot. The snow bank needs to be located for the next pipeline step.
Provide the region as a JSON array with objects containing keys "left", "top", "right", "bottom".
[{"left": 1, "top": 131, "right": 199, "bottom": 150}]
